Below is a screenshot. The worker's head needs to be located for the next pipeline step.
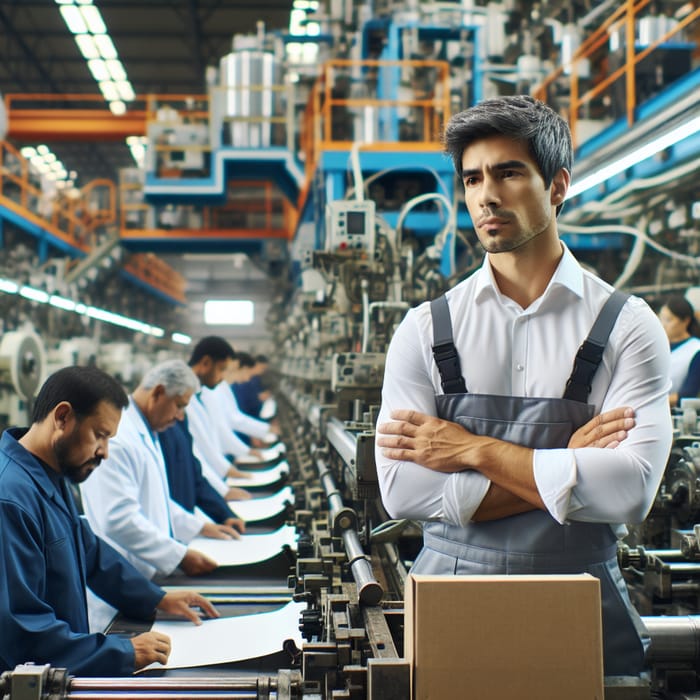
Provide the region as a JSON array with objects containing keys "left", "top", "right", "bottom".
[
  {"left": 135, "top": 359, "right": 199, "bottom": 432},
  {"left": 188, "top": 336, "right": 236, "bottom": 389},
  {"left": 234, "top": 351, "right": 257, "bottom": 383},
  {"left": 444, "top": 95, "right": 572, "bottom": 218},
  {"left": 253, "top": 354, "right": 269, "bottom": 376},
  {"left": 31, "top": 366, "right": 128, "bottom": 483},
  {"left": 659, "top": 294, "right": 700, "bottom": 342}
]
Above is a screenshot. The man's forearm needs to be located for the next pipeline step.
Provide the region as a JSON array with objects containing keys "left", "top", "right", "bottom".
[
  {"left": 472, "top": 482, "right": 538, "bottom": 521},
  {"left": 466, "top": 436, "right": 545, "bottom": 510}
]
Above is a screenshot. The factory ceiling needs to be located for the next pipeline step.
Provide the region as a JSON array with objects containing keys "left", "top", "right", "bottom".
[{"left": 0, "top": 0, "right": 294, "bottom": 183}]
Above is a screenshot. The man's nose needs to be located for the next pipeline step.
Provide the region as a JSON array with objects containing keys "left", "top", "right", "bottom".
[{"left": 478, "top": 175, "right": 501, "bottom": 209}]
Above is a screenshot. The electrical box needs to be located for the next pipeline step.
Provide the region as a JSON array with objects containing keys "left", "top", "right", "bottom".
[{"left": 325, "top": 200, "right": 376, "bottom": 255}]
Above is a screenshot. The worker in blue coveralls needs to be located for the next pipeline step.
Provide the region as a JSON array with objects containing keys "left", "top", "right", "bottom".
[{"left": 0, "top": 365, "right": 218, "bottom": 676}]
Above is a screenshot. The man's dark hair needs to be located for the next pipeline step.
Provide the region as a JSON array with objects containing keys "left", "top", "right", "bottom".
[
  {"left": 255, "top": 354, "right": 269, "bottom": 364},
  {"left": 443, "top": 95, "right": 573, "bottom": 215},
  {"left": 31, "top": 366, "right": 128, "bottom": 423},
  {"left": 188, "top": 336, "right": 236, "bottom": 366},
  {"left": 236, "top": 351, "right": 256, "bottom": 368}
]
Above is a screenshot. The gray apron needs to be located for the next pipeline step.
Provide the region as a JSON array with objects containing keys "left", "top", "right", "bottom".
[{"left": 413, "top": 290, "right": 647, "bottom": 677}]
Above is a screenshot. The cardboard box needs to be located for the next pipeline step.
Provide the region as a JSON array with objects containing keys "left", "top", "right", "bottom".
[{"left": 404, "top": 574, "right": 604, "bottom": 700}]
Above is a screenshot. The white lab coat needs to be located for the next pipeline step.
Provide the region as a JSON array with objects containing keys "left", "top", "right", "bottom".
[
  {"left": 80, "top": 399, "right": 205, "bottom": 580},
  {"left": 201, "top": 381, "right": 274, "bottom": 442}
]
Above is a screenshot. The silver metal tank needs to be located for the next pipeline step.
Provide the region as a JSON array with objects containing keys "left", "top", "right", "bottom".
[{"left": 219, "top": 35, "right": 282, "bottom": 148}]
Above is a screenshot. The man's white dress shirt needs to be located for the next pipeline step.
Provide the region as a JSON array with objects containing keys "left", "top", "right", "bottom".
[{"left": 376, "top": 245, "right": 672, "bottom": 529}]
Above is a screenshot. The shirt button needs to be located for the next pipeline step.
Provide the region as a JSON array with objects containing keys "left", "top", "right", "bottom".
[{"left": 516, "top": 364, "right": 524, "bottom": 371}]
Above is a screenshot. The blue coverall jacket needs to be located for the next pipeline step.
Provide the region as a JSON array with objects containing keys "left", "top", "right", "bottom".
[{"left": 0, "top": 428, "right": 165, "bottom": 676}]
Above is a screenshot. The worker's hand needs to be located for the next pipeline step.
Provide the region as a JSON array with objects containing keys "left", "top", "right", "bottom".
[
  {"left": 227, "top": 465, "right": 252, "bottom": 478},
  {"left": 179, "top": 548, "right": 218, "bottom": 576},
  {"left": 376, "top": 410, "right": 471, "bottom": 472},
  {"left": 199, "top": 521, "right": 241, "bottom": 540},
  {"left": 568, "top": 407, "right": 636, "bottom": 449},
  {"left": 223, "top": 516, "right": 246, "bottom": 534},
  {"left": 131, "top": 631, "right": 171, "bottom": 670},
  {"left": 225, "top": 486, "right": 253, "bottom": 501},
  {"left": 269, "top": 419, "right": 281, "bottom": 435},
  {"left": 156, "top": 590, "right": 220, "bottom": 625}
]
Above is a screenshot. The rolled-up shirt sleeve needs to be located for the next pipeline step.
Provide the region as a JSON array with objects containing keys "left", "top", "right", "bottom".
[
  {"left": 534, "top": 297, "right": 672, "bottom": 524},
  {"left": 376, "top": 308, "right": 491, "bottom": 522}
]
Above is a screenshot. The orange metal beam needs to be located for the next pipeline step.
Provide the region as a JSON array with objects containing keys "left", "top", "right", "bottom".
[
  {"left": 8, "top": 109, "right": 148, "bottom": 141},
  {"left": 120, "top": 227, "right": 290, "bottom": 241}
]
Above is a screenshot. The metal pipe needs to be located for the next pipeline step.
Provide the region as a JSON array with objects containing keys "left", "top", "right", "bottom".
[
  {"left": 316, "top": 458, "right": 384, "bottom": 606},
  {"left": 70, "top": 678, "right": 268, "bottom": 690},
  {"left": 325, "top": 417, "right": 356, "bottom": 467},
  {"left": 644, "top": 615, "right": 700, "bottom": 666},
  {"left": 68, "top": 694, "right": 257, "bottom": 700}
]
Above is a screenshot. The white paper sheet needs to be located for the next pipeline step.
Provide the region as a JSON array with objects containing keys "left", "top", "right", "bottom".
[
  {"left": 236, "top": 443, "right": 286, "bottom": 464},
  {"left": 227, "top": 461, "right": 289, "bottom": 488},
  {"left": 229, "top": 485, "right": 293, "bottom": 522},
  {"left": 142, "top": 600, "right": 305, "bottom": 671},
  {"left": 188, "top": 524, "right": 298, "bottom": 566}
]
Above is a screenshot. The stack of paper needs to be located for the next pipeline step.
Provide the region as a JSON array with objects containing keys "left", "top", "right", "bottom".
[
  {"left": 236, "top": 443, "right": 286, "bottom": 465},
  {"left": 188, "top": 524, "right": 298, "bottom": 566},
  {"left": 143, "top": 600, "right": 306, "bottom": 670},
  {"left": 229, "top": 485, "right": 294, "bottom": 523},
  {"left": 227, "top": 461, "right": 289, "bottom": 488}
]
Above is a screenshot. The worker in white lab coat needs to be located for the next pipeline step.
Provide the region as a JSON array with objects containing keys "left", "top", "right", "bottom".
[{"left": 81, "top": 359, "right": 238, "bottom": 581}]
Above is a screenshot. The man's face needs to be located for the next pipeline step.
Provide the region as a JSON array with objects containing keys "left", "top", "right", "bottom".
[
  {"left": 149, "top": 388, "right": 193, "bottom": 432},
  {"left": 198, "top": 356, "right": 229, "bottom": 389},
  {"left": 54, "top": 400, "right": 121, "bottom": 483},
  {"left": 460, "top": 135, "right": 567, "bottom": 255}
]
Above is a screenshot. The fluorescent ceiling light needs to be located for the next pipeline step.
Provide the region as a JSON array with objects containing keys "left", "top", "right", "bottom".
[
  {"left": 94, "top": 34, "right": 117, "bottom": 59},
  {"left": 80, "top": 5, "right": 106, "bottom": 34},
  {"left": 0, "top": 279, "right": 19, "bottom": 294},
  {"left": 75, "top": 34, "right": 99, "bottom": 59},
  {"left": 60, "top": 6, "right": 88, "bottom": 34},
  {"left": 204, "top": 300, "right": 255, "bottom": 326},
  {"left": 116, "top": 80, "right": 135, "bottom": 102},
  {"left": 88, "top": 58, "right": 109, "bottom": 81},
  {"left": 106, "top": 59, "right": 127, "bottom": 81},
  {"left": 110, "top": 100, "right": 127, "bottom": 115},
  {"left": 172, "top": 332, "right": 192, "bottom": 345},
  {"left": 19, "top": 286, "right": 50, "bottom": 303},
  {"left": 99, "top": 80, "right": 120, "bottom": 102},
  {"left": 49, "top": 295, "right": 77, "bottom": 311},
  {"left": 567, "top": 115, "right": 700, "bottom": 199}
]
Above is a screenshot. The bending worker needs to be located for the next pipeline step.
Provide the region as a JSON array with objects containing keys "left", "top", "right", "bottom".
[
  {"left": 375, "top": 96, "right": 672, "bottom": 677},
  {"left": 0, "top": 366, "right": 218, "bottom": 676}
]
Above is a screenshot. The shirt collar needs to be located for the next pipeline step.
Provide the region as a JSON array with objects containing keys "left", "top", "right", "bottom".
[
  {"left": 129, "top": 396, "right": 158, "bottom": 443},
  {"left": 473, "top": 242, "right": 584, "bottom": 306}
]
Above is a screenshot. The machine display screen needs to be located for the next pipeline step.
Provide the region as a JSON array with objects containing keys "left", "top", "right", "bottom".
[{"left": 346, "top": 211, "right": 365, "bottom": 235}]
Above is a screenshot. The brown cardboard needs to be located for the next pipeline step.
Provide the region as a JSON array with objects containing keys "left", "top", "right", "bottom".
[{"left": 404, "top": 573, "right": 604, "bottom": 700}]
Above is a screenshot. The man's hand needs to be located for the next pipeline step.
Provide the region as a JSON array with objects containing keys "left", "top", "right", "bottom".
[
  {"left": 199, "top": 521, "right": 241, "bottom": 540},
  {"left": 376, "top": 409, "right": 471, "bottom": 472},
  {"left": 227, "top": 465, "right": 252, "bottom": 478},
  {"left": 568, "top": 407, "right": 635, "bottom": 449},
  {"left": 131, "top": 631, "right": 171, "bottom": 670},
  {"left": 179, "top": 548, "right": 218, "bottom": 576},
  {"left": 156, "top": 590, "right": 220, "bottom": 625},
  {"left": 223, "top": 517, "right": 246, "bottom": 534},
  {"left": 225, "top": 486, "right": 253, "bottom": 501}
]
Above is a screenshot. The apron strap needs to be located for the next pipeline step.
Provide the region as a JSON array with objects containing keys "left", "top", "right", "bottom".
[
  {"left": 563, "top": 289, "right": 630, "bottom": 403},
  {"left": 430, "top": 295, "right": 467, "bottom": 394}
]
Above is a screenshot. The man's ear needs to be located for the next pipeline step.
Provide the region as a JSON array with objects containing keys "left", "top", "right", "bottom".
[
  {"left": 53, "top": 402, "right": 73, "bottom": 430},
  {"left": 152, "top": 384, "right": 167, "bottom": 400},
  {"left": 550, "top": 168, "right": 571, "bottom": 205}
]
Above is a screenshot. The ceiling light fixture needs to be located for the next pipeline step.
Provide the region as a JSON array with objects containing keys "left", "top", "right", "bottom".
[{"left": 567, "top": 115, "right": 700, "bottom": 199}]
